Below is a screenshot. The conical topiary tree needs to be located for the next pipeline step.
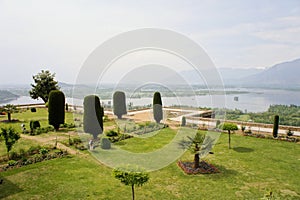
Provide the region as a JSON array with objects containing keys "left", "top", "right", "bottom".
[
  {"left": 113, "top": 91, "right": 127, "bottom": 119},
  {"left": 48, "top": 90, "right": 65, "bottom": 130},
  {"left": 153, "top": 92, "right": 162, "bottom": 123},
  {"left": 83, "top": 95, "right": 103, "bottom": 139},
  {"left": 273, "top": 115, "right": 279, "bottom": 138},
  {"left": 181, "top": 116, "right": 186, "bottom": 126}
]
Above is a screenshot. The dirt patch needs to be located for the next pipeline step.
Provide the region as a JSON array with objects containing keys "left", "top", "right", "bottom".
[{"left": 177, "top": 160, "right": 219, "bottom": 174}]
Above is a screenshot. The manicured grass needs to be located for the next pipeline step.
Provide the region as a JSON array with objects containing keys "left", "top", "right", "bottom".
[
  {"left": 0, "top": 108, "right": 74, "bottom": 133},
  {"left": 1, "top": 131, "right": 300, "bottom": 199},
  {"left": 1, "top": 109, "right": 300, "bottom": 199},
  {"left": 115, "top": 127, "right": 176, "bottom": 153}
]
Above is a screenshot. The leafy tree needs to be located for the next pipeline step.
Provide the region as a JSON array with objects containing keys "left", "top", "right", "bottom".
[
  {"left": 48, "top": 90, "right": 65, "bottom": 130},
  {"left": 219, "top": 122, "right": 238, "bottom": 149},
  {"left": 273, "top": 115, "right": 279, "bottom": 138},
  {"left": 112, "top": 165, "right": 149, "bottom": 200},
  {"left": 0, "top": 127, "right": 20, "bottom": 159},
  {"left": 29, "top": 70, "right": 60, "bottom": 103},
  {"left": 153, "top": 92, "right": 163, "bottom": 123},
  {"left": 2, "top": 104, "right": 18, "bottom": 122},
  {"left": 83, "top": 95, "right": 103, "bottom": 139},
  {"left": 113, "top": 91, "right": 127, "bottom": 119}
]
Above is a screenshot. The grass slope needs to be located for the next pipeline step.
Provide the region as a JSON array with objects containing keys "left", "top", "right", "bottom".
[
  {"left": 1, "top": 132, "right": 299, "bottom": 199},
  {"left": 0, "top": 108, "right": 300, "bottom": 199}
]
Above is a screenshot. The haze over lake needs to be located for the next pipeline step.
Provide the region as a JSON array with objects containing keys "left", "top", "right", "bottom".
[{"left": 3, "top": 87, "right": 300, "bottom": 113}]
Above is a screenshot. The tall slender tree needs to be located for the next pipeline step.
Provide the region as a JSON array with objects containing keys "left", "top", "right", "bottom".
[
  {"left": 83, "top": 95, "right": 103, "bottom": 139},
  {"left": 273, "top": 115, "right": 279, "bottom": 138},
  {"left": 29, "top": 70, "right": 60, "bottom": 103},
  {"left": 153, "top": 92, "right": 163, "bottom": 123},
  {"left": 113, "top": 91, "right": 127, "bottom": 119},
  {"left": 48, "top": 90, "right": 65, "bottom": 130}
]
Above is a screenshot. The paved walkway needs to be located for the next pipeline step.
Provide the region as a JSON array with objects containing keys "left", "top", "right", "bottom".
[{"left": 126, "top": 108, "right": 300, "bottom": 137}]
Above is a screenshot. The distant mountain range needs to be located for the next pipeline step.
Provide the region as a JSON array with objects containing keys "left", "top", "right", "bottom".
[
  {"left": 242, "top": 58, "right": 300, "bottom": 87},
  {"left": 181, "top": 58, "right": 300, "bottom": 88},
  {"left": 0, "top": 90, "right": 19, "bottom": 104}
]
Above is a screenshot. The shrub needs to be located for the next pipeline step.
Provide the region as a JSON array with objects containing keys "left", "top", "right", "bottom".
[
  {"left": 8, "top": 160, "right": 18, "bottom": 166},
  {"left": 73, "top": 138, "right": 82, "bottom": 145},
  {"left": 106, "top": 130, "right": 118, "bottom": 137},
  {"left": 113, "top": 91, "right": 127, "bottom": 119},
  {"left": 286, "top": 129, "right": 293, "bottom": 137},
  {"left": 100, "top": 137, "right": 111, "bottom": 149},
  {"left": 30, "top": 107, "right": 36, "bottom": 112},
  {"left": 28, "top": 145, "right": 42, "bottom": 155},
  {"left": 48, "top": 90, "right": 65, "bottom": 130},
  {"left": 9, "top": 151, "right": 19, "bottom": 160},
  {"left": 153, "top": 92, "right": 163, "bottom": 123},
  {"left": 39, "top": 148, "right": 49, "bottom": 155},
  {"left": 215, "top": 120, "right": 221, "bottom": 128},
  {"left": 30, "top": 120, "right": 41, "bottom": 132},
  {"left": 181, "top": 116, "right": 186, "bottom": 126},
  {"left": 83, "top": 95, "right": 103, "bottom": 139}
]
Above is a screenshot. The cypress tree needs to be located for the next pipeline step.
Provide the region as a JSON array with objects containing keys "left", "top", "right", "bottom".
[
  {"left": 113, "top": 91, "right": 127, "bottom": 119},
  {"left": 153, "top": 92, "right": 163, "bottom": 123},
  {"left": 273, "top": 115, "right": 279, "bottom": 138},
  {"left": 48, "top": 90, "right": 65, "bottom": 130},
  {"left": 181, "top": 116, "right": 186, "bottom": 126},
  {"left": 83, "top": 95, "right": 103, "bottom": 139}
]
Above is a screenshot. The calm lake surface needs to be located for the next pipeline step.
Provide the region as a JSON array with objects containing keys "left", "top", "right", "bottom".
[{"left": 2, "top": 88, "right": 300, "bottom": 113}]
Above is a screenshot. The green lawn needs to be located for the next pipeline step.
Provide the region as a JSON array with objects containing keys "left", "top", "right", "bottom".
[
  {"left": 0, "top": 108, "right": 74, "bottom": 133},
  {"left": 1, "top": 108, "right": 300, "bottom": 199},
  {"left": 1, "top": 130, "right": 300, "bottom": 199}
]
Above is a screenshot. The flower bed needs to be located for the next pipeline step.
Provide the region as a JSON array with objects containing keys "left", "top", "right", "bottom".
[
  {"left": 177, "top": 160, "right": 219, "bottom": 175},
  {"left": 0, "top": 149, "right": 69, "bottom": 172}
]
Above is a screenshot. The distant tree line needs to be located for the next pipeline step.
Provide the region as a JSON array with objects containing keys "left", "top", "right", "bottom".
[{"left": 215, "top": 104, "right": 300, "bottom": 126}]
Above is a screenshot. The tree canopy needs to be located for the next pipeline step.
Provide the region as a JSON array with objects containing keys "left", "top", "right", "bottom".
[
  {"left": 1, "top": 104, "right": 18, "bottom": 122},
  {"left": 112, "top": 165, "right": 149, "bottom": 200},
  {"left": 219, "top": 122, "right": 238, "bottom": 149},
  {"left": 29, "top": 70, "right": 60, "bottom": 103}
]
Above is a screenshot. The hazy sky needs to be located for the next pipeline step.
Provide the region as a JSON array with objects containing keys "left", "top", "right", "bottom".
[{"left": 0, "top": 0, "right": 300, "bottom": 84}]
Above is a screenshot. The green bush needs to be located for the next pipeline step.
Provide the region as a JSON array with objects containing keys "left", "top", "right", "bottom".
[
  {"left": 181, "top": 116, "right": 186, "bottom": 126},
  {"left": 113, "top": 91, "right": 127, "bottom": 119},
  {"left": 106, "top": 130, "right": 118, "bottom": 137},
  {"left": 48, "top": 90, "right": 65, "bottom": 130},
  {"left": 100, "top": 137, "right": 111, "bottom": 149},
  {"left": 153, "top": 92, "right": 163, "bottom": 123},
  {"left": 39, "top": 148, "right": 49, "bottom": 155},
  {"left": 83, "top": 95, "right": 103, "bottom": 139},
  {"left": 8, "top": 160, "right": 18, "bottom": 166},
  {"left": 30, "top": 120, "right": 41, "bottom": 131},
  {"left": 9, "top": 151, "right": 19, "bottom": 160}
]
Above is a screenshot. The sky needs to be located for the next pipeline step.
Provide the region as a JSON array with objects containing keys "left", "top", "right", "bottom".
[{"left": 0, "top": 0, "right": 300, "bottom": 84}]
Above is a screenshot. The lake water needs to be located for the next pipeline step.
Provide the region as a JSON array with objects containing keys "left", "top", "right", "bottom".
[{"left": 2, "top": 88, "right": 300, "bottom": 113}]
